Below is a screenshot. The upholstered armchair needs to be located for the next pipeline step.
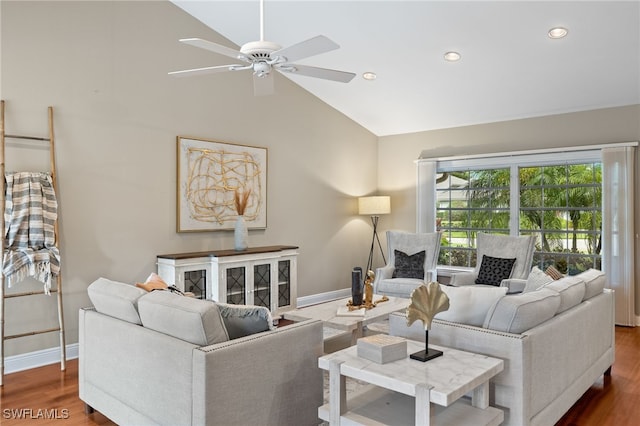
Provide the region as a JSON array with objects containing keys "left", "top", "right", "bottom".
[
  {"left": 449, "top": 233, "right": 536, "bottom": 293},
  {"left": 373, "top": 230, "right": 441, "bottom": 298}
]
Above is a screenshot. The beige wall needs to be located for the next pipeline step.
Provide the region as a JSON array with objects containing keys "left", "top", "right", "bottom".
[
  {"left": 0, "top": 0, "right": 378, "bottom": 356},
  {"left": 378, "top": 105, "right": 640, "bottom": 316}
]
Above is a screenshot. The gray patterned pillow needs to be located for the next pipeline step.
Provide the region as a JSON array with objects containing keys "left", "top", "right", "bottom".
[
  {"left": 392, "top": 250, "right": 425, "bottom": 279},
  {"left": 475, "top": 255, "right": 516, "bottom": 286}
]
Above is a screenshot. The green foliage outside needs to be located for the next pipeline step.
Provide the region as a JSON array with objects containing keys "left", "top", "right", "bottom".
[{"left": 437, "top": 163, "right": 602, "bottom": 274}]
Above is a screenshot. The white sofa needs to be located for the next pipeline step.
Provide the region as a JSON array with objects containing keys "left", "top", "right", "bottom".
[
  {"left": 79, "top": 278, "right": 324, "bottom": 426},
  {"left": 389, "top": 269, "right": 614, "bottom": 426}
]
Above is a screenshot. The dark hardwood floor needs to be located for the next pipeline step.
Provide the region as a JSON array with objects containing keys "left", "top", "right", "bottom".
[{"left": 0, "top": 325, "right": 638, "bottom": 425}]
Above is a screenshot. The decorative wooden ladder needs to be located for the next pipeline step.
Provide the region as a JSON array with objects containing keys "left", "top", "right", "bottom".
[{"left": 0, "top": 100, "right": 66, "bottom": 385}]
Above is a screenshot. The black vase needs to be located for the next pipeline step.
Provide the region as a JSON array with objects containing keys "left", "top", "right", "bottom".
[{"left": 351, "top": 267, "right": 363, "bottom": 306}]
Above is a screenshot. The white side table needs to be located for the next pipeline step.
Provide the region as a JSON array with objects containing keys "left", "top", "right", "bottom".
[{"left": 318, "top": 339, "right": 504, "bottom": 425}]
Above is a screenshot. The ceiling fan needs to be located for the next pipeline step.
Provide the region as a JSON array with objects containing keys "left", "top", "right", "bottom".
[{"left": 169, "top": 0, "right": 356, "bottom": 96}]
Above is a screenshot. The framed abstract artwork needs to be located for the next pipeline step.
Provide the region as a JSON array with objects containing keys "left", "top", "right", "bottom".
[{"left": 176, "top": 136, "right": 267, "bottom": 232}]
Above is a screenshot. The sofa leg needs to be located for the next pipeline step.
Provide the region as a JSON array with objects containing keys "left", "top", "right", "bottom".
[
  {"left": 604, "top": 366, "right": 612, "bottom": 376},
  {"left": 84, "top": 403, "right": 95, "bottom": 415}
]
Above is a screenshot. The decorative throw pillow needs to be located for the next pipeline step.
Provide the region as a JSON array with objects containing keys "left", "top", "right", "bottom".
[
  {"left": 136, "top": 272, "right": 168, "bottom": 292},
  {"left": 475, "top": 255, "right": 516, "bottom": 286},
  {"left": 523, "top": 266, "right": 554, "bottom": 293},
  {"left": 217, "top": 302, "right": 275, "bottom": 339},
  {"left": 434, "top": 284, "right": 508, "bottom": 326},
  {"left": 392, "top": 250, "right": 425, "bottom": 279},
  {"left": 545, "top": 265, "right": 564, "bottom": 280}
]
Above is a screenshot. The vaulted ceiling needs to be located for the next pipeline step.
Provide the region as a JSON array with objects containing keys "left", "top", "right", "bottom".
[{"left": 171, "top": 1, "right": 640, "bottom": 136}]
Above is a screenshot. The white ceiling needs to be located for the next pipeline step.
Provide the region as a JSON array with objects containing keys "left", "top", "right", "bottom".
[{"left": 171, "top": 1, "right": 640, "bottom": 137}]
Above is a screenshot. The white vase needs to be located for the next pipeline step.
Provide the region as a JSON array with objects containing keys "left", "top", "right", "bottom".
[{"left": 234, "top": 215, "right": 248, "bottom": 251}]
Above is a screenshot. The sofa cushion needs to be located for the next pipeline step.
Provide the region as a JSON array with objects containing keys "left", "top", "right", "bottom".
[
  {"left": 376, "top": 277, "right": 424, "bottom": 296},
  {"left": 217, "top": 302, "right": 275, "bottom": 339},
  {"left": 475, "top": 255, "right": 516, "bottom": 286},
  {"left": 138, "top": 291, "right": 229, "bottom": 346},
  {"left": 392, "top": 249, "right": 425, "bottom": 279},
  {"left": 543, "top": 276, "right": 586, "bottom": 313},
  {"left": 483, "top": 288, "right": 561, "bottom": 334},
  {"left": 575, "top": 269, "right": 606, "bottom": 300},
  {"left": 87, "top": 277, "right": 147, "bottom": 325},
  {"left": 523, "top": 266, "right": 554, "bottom": 293},
  {"left": 434, "top": 284, "right": 508, "bottom": 327}
]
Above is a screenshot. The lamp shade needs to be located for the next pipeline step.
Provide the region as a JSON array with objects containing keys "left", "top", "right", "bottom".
[{"left": 358, "top": 196, "right": 391, "bottom": 215}]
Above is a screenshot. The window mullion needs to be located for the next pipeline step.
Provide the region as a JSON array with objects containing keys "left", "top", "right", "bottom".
[{"left": 510, "top": 164, "right": 520, "bottom": 236}]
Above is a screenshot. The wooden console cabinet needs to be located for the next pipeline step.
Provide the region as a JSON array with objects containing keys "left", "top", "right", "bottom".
[{"left": 156, "top": 245, "right": 298, "bottom": 315}]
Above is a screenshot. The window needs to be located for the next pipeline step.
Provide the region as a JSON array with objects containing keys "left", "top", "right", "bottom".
[
  {"left": 520, "top": 163, "right": 602, "bottom": 274},
  {"left": 437, "top": 168, "right": 511, "bottom": 267},
  {"left": 418, "top": 143, "right": 636, "bottom": 325},
  {"left": 431, "top": 151, "right": 602, "bottom": 274}
]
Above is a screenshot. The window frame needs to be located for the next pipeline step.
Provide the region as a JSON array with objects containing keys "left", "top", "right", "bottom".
[{"left": 418, "top": 147, "right": 606, "bottom": 272}]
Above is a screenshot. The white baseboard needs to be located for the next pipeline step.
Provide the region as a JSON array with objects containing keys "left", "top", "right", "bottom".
[
  {"left": 4, "top": 343, "right": 78, "bottom": 375},
  {"left": 297, "top": 288, "right": 350, "bottom": 307}
]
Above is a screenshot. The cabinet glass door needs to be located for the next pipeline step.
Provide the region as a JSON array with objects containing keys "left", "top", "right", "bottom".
[
  {"left": 226, "top": 267, "right": 246, "bottom": 304},
  {"left": 183, "top": 269, "right": 206, "bottom": 300},
  {"left": 253, "top": 263, "right": 271, "bottom": 308},
  {"left": 277, "top": 260, "right": 291, "bottom": 308}
]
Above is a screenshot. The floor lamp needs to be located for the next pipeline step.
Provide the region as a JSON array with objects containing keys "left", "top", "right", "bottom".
[{"left": 358, "top": 196, "right": 391, "bottom": 273}]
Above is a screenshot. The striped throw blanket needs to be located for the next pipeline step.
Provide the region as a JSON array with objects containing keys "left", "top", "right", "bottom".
[{"left": 2, "top": 172, "right": 60, "bottom": 294}]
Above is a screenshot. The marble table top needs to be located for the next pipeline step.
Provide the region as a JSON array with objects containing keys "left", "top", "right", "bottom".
[
  {"left": 319, "top": 339, "right": 504, "bottom": 407},
  {"left": 283, "top": 295, "right": 408, "bottom": 331}
]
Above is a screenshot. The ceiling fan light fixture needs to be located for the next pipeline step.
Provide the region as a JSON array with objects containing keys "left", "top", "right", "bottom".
[
  {"left": 444, "top": 51, "right": 461, "bottom": 62},
  {"left": 253, "top": 62, "right": 271, "bottom": 77},
  {"left": 362, "top": 72, "right": 377, "bottom": 81},
  {"left": 548, "top": 27, "right": 568, "bottom": 39}
]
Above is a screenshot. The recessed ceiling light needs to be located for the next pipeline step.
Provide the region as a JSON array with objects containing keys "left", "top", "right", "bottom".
[
  {"left": 444, "top": 51, "right": 461, "bottom": 62},
  {"left": 362, "top": 72, "right": 377, "bottom": 81},
  {"left": 548, "top": 27, "right": 568, "bottom": 39}
]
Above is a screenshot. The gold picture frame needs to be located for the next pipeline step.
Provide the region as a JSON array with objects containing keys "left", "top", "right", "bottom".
[{"left": 176, "top": 136, "right": 267, "bottom": 232}]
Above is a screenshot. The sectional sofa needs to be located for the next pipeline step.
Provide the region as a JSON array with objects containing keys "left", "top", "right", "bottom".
[
  {"left": 79, "top": 278, "right": 323, "bottom": 426},
  {"left": 389, "top": 268, "right": 614, "bottom": 426}
]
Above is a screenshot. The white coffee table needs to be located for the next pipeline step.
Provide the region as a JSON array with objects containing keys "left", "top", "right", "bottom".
[
  {"left": 283, "top": 296, "right": 407, "bottom": 345},
  {"left": 318, "top": 339, "right": 504, "bottom": 426}
]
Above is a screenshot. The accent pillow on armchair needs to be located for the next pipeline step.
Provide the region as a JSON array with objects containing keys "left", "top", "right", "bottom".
[
  {"left": 475, "top": 255, "right": 516, "bottom": 286},
  {"left": 391, "top": 249, "right": 426, "bottom": 279}
]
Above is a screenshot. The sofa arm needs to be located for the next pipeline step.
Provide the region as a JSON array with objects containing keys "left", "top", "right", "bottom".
[
  {"left": 193, "top": 319, "right": 324, "bottom": 426},
  {"left": 375, "top": 265, "right": 394, "bottom": 280},
  {"left": 500, "top": 278, "right": 526, "bottom": 294},
  {"left": 373, "top": 265, "right": 394, "bottom": 293},
  {"left": 449, "top": 271, "right": 477, "bottom": 286}
]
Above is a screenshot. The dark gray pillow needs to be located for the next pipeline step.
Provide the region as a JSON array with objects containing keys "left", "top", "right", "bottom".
[
  {"left": 392, "top": 250, "right": 425, "bottom": 279},
  {"left": 216, "top": 303, "right": 274, "bottom": 339},
  {"left": 475, "top": 255, "right": 516, "bottom": 286}
]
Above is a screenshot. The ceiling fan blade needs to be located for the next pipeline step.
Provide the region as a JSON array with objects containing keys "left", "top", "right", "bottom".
[
  {"left": 278, "top": 64, "right": 356, "bottom": 83},
  {"left": 179, "top": 38, "right": 247, "bottom": 61},
  {"left": 253, "top": 73, "right": 274, "bottom": 96},
  {"left": 168, "top": 64, "right": 243, "bottom": 77},
  {"left": 272, "top": 35, "right": 339, "bottom": 63}
]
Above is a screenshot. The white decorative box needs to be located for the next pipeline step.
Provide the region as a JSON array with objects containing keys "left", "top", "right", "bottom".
[{"left": 357, "top": 334, "right": 407, "bottom": 364}]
